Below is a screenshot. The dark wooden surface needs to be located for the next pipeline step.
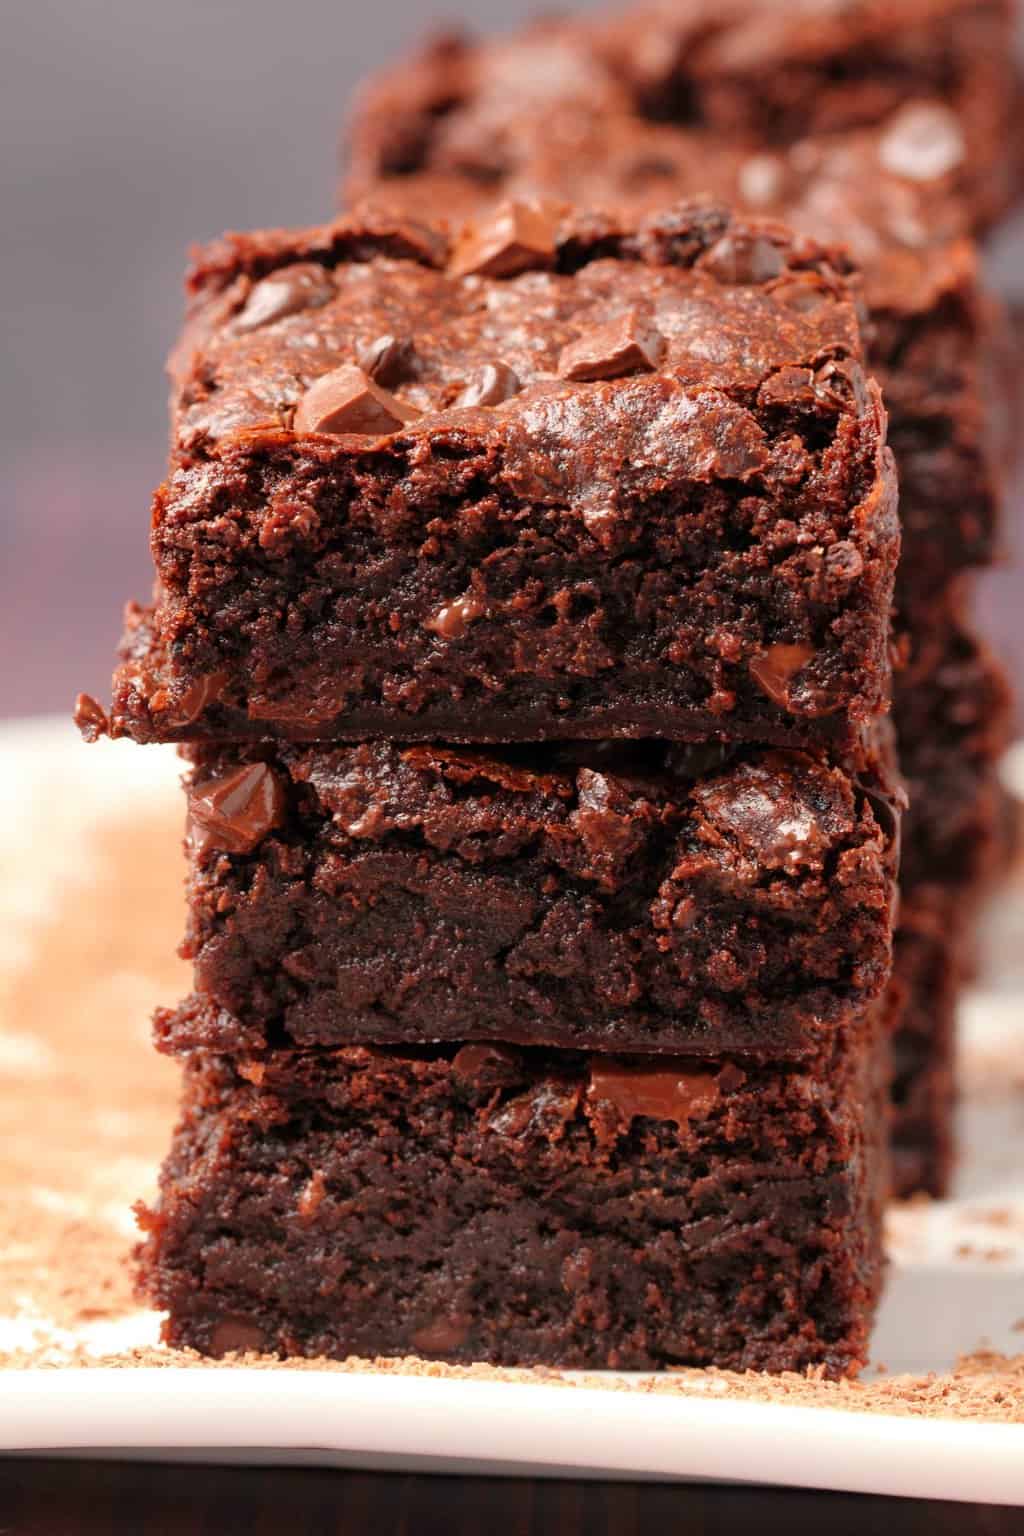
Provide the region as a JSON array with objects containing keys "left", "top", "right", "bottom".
[{"left": 0, "top": 1460, "right": 1021, "bottom": 1535}]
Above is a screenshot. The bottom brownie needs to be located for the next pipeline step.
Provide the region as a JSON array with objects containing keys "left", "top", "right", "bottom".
[{"left": 137, "top": 1020, "right": 887, "bottom": 1376}]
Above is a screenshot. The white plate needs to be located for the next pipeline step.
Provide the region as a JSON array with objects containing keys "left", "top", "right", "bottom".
[{"left": 1, "top": 718, "right": 1022, "bottom": 1499}]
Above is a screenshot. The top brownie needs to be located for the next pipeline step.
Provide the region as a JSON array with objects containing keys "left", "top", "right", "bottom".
[
  {"left": 78, "top": 203, "right": 897, "bottom": 750},
  {"left": 349, "top": 1, "right": 1021, "bottom": 232}
]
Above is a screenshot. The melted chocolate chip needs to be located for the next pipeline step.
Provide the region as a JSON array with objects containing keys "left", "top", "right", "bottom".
[
  {"left": 587, "top": 1060, "right": 722, "bottom": 1129},
  {"left": 557, "top": 309, "right": 665, "bottom": 382},
  {"left": 234, "top": 263, "right": 335, "bottom": 333},
  {"left": 701, "top": 233, "right": 785, "bottom": 285},
  {"left": 293, "top": 364, "right": 420, "bottom": 436},
  {"left": 450, "top": 200, "right": 559, "bottom": 279},
  {"left": 187, "top": 763, "right": 285, "bottom": 859},
  {"left": 749, "top": 642, "right": 814, "bottom": 708},
  {"left": 356, "top": 333, "right": 414, "bottom": 386},
  {"left": 455, "top": 361, "right": 521, "bottom": 408},
  {"left": 164, "top": 670, "right": 229, "bottom": 727},
  {"left": 696, "top": 755, "right": 831, "bottom": 873},
  {"left": 424, "top": 594, "right": 486, "bottom": 639}
]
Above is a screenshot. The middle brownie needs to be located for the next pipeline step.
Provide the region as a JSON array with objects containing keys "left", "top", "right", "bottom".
[{"left": 167, "top": 735, "right": 900, "bottom": 1060}]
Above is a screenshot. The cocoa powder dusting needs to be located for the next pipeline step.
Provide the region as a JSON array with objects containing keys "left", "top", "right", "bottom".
[{"left": 0, "top": 777, "right": 184, "bottom": 1351}]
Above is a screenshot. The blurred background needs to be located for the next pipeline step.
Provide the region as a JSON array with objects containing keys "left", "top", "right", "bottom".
[{"left": 2, "top": 0, "right": 1022, "bottom": 720}]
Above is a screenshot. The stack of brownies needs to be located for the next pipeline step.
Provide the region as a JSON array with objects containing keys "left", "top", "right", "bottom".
[
  {"left": 73, "top": 0, "right": 1020, "bottom": 1372},
  {"left": 346, "top": 0, "right": 1022, "bottom": 1197},
  {"left": 78, "top": 197, "right": 902, "bottom": 1373}
]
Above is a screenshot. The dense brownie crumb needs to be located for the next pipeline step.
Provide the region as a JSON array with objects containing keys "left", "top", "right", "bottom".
[
  {"left": 165, "top": 734, "right": 900, "bottom": 1059},
  {"left": 80, "top": 202, "right": 897, "bottom": 750},
  {"left": 136, "top": 1019, "right": 888, "bottom": 1375}
]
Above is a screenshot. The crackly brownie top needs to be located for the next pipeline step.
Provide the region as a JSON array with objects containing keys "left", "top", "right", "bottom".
[{"left": 173, "top": 201, "right": 867, "bottom": 458}]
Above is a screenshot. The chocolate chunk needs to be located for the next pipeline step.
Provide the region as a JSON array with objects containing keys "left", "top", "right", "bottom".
[
  {"left": 490, "top": 1081, "right": 581, "bottom": 1139},
  {"left": 571, "top": 767, "right": 646, "bottom": 873},
  {"left": 455, "top": 362, "right": 521, "bottom": 408},
  {"left": 814, "top": 358, "right": 868, "bottom": 413},
  {"left": 74, "top": 692, "right": 109, "bottom": 743},
  {"left": 425, "top": 594, "right": 486, "bottom": 639},
  {"left": 878, "top": 103, "right": 966, "bottom": 183},
  {"left": 234, "top": 263, "right": 335, "bottom": 333},
  {"left": 587, "top": 1060, "right": 721, "bottom": 1129},
  {"left": 293, "top": 365, "right": 420, "bottom": 436},
  {"left": 187, "top": 762, "right": 285, "bottom": 859},
  {"left": 558, "top": 309, "right": 665, "bottom": 382},
  {"left": 701, "top": 233, "right": 785, "bottom": 285},
  {"left": 749, "top": 642, "right": 814, "bottom": 708},
  {"left": 450, "top": 200, "right": 559, "bottom": 279},
  {"left": 695, "top": 755, "right": 831, "bottom": 873},
  {"left": 164, "top": 670, "right": 229, "bottom": 728},
  {"left": 356, "top": 333, "right": 414, "bottom": 386}
]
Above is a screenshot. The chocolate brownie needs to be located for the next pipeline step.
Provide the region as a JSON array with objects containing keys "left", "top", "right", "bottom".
[
  {"left": 162, "top": 735, "right": 900, "bottom": 1060},
  {"left": 350, "top": 101, "right": 1007, "bottom": 603},
  {"left": 136, "top": 1016, "right": 888, "bottom": 1373},
  {"left": 895, "top": 598, "right": 1011, "bottom": 898},
  {"left": 889, "top": 893, "right": 966, "bottom": 1199},
  {"left": 348, "top": 3, "right": 1022, "bottom": 234},
  {"left": 884, "top": 604, "right": 1010, "bottom": 1198},
  {"left": 76, "top": 203, "right": 898, "bottom": 751}
]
